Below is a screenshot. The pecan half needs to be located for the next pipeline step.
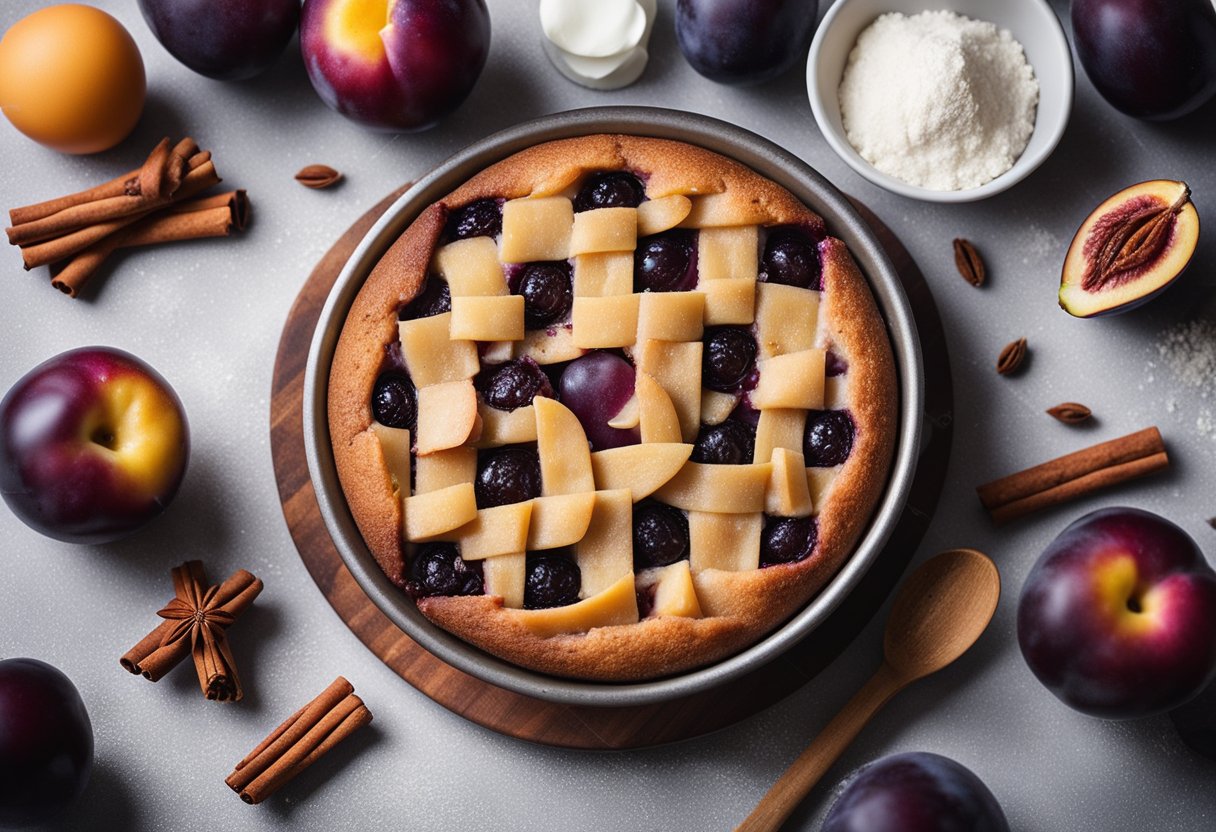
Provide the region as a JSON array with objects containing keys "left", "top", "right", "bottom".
[
  {"left": 1047, "top": 402, "right": 1093, "bottom": 424},
  {"left": 953, "top": 238, "right": 985, "bottom": 287},
  {"left": 996, "top": 338, "right": 1027, "bottom": 375},
  {"left": 295, "top": 164, "right": 342, "bottom": 189}
]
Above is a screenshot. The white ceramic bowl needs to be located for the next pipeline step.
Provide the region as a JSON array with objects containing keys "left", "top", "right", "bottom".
[{"left": 807, "top": 0, "right": 1073, "bottom": 203}]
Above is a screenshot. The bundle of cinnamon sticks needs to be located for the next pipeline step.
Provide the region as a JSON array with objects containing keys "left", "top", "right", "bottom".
[{"left": 5, "top": 137, "right": 249, "bottom": 298}]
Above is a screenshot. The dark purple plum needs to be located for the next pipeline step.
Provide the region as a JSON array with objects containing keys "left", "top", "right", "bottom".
[
  {"left": 406, "top": 543, "right": 483, "bottom": 597},
  {"left": 558, "top": 352, "right": 640, "bottom": 450},
  {"left": 479, "top": 358, "right": 552, "bottom": 412},
  {"left": 138, "top": 0, "right": 299, "bottom": 80},
  {"left": 804, "top": 409, "right": 854, "bottom": 467},
  {"left": 446, "top": 198, "right": 502, "bottom": 240},
  {"left": 633, "top": 502, "right": 690, "bottom": 569},
  {"left": 1171, "top": 680, "right": 1216, "bottom": 761},
  {"left": 0, "top": 658, "right": 93, "bottom": 827},
  {"left": 574, "top": 172, "right": 645, "bottom": 212},
  {"left": 676, "top": 0, "right": 820, "bottom": 86},
  {"left": 760, "top": 515, "right": 817, "bottom": 566},
  {"left": 761, "top": 227, "right": 821, "bottom": 289},
  {"left": 635, "top": 231, "right": 697, "bottom": 292},
  {"left": 1072, "top": 0, "right": 1216, "bottom": 120},
  {"left": 400, "top": 278, "right": 451, "bottom": 320},
  {"left": 703, "top": 327, "right": 757, "bottom": 391},
  {"left": 823, "top": 752, "right": 1009, "bottom": 832},
  {"left": 371, "top": 373, "right": 416, "bottom": 429},
  {"left": 524, "top": 552, "right": 582, "bottom": 609},
  {"left": 475, "top": 446, "right": 542, "bottom": 508},
  {"left": 515, "top": 262, "right": 573, "bottom": 328},
  {"left": 691, "top": 419, "right": 755, "bottom": 465}
]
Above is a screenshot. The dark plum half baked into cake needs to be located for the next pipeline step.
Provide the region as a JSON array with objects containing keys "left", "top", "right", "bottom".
[{"left": 328, "top": 135, "right": 897, "bottom": 681}]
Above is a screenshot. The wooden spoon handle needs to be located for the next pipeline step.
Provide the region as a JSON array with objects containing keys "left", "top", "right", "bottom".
[{"left": 735, "top": 663, "right": 905, "bottom": 832}]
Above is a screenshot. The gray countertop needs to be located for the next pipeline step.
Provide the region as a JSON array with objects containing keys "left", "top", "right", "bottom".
[{"left": 1, "top": 1, "right": 1214, "bottom": 829}]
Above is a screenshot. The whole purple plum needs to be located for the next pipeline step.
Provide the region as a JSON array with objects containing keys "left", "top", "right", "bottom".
[
  {"left": 300, "top": 0, "right": 491, "bottom": 131},
  {"left": 1017, "top": 508, "right": 1216, "bottom": 719},
  {"left": 0, "top": 659, "right": 94, "bottom": 827},
  {"left": 0, "top": 347, "right": 190, "bottom": 544},
  {"left": 138, "top": 0, "right": 300, "bottom": 81},
  {"left": 1072, "top": 0, "right": 1216, "bottom": 120},
  {"left": 823, "top": 752, "right": 1009, "bottom": 832},
  {"left": 676, "top": 0, "right": 819, "bottom": 86}
]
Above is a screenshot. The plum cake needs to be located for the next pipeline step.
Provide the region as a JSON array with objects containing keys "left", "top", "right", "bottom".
[{"left": 328, "top": 135, "right": 897, "bottom": 681}]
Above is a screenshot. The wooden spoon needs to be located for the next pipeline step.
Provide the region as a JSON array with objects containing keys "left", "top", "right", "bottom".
[{"left": 736, "top": 548, "right": 1001, "bottom": 832}]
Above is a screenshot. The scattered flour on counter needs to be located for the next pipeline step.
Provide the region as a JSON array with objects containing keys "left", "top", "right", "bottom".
[
  {"left": 1157, "top": 318, "right": 1216, "bottom": 396},
  {"left": 1156, "top": 318, "right": 1216, "bottom": 440},
  {"left": 838, "top": 10, "right": 1039, "bottom": 191}
]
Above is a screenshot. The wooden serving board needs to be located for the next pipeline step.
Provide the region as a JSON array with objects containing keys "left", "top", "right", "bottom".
[{"left": 269, "top": 186, "right": 954, "bottom": 750}]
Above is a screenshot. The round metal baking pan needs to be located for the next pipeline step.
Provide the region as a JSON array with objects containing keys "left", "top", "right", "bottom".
[{"left": 303, "top": 107, "right": 924, "bottom": 708}]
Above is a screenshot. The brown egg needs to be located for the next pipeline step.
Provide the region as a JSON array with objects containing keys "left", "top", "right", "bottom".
[{"left": 0, "top": 5, "right": 146, "bottom": 155}]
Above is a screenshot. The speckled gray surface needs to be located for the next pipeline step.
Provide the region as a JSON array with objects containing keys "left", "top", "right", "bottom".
[{"left": 1, "top": 1, "right": 1214, "bottom": 830}]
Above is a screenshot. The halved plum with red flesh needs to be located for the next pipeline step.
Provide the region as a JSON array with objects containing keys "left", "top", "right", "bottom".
[{"left": 1060, "top": 180, "right": 1199, "bottom": 318}]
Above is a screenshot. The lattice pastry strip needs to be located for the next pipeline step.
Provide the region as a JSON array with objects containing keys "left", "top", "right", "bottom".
[
  {"left": 635, "top": 339, "right": 702, "bottom": 443},
  {"left": 432, "top": 237, "right": 506, "bottom": 296},
  {"left": 806, "top": 466, "right": 841, "bottom": 515},
  {"left": 570, "top": 207, "right": 637, "bottom": 256},
  {"left": 697, "top": 226, "right": 759, "bottom": 282},
  {"left": 754, "top": 283, "right": 820, "bottom": 358},
  {"left": 414, "top": 446, "right": 477, "bottom": 494},
  {"left": 398, "top": 313, "right": 480, "bottom": 386},
  {"left": 688, "top": 511, "right": 763, "bottom": 573},
  {"left": 752, "top": 349, "right": 826, "bottom": 410},
  {"left": 473, "top": 403, "right": 538, "bottom": 448},
  {"left": 636, "top": 371, "right": 683, "bottom": 443},
  {"left": 440, "top": 501, "right": 533, "bottom": 560},
  {"left": 571, "top": 295, "right": 639, "bottom": 349},
  {"left": 678, "top": 192, "right": 773, "bottom": 228},
  {"left": 526, "top": 492, "right": 597, "bottom": 551},
  {"left": 754, "top": 408, "right": 807, "bottom": 464},
  {"left": 701, "top": 277, "right": 757, "bottom": 325},
  {"left": 482, "top": 553, "right": 526, "bottom": 609},
  {"left": 589, "top": 443, "right": 693, "bottom": 502},
  {"left": 636, "top": 292, "right": 705, "bottom": 342},
  {"left": 645, "top": 561, "right": 703, "bottom": 618},
  {"left": 654, "top": 461, "right": 773, "bottom": 514},
  {"left": 636, "top": 194, "right": 691, "bottom": 236},
  {"left": 370, "top": 424, "right": 411, "bottom": 498},
  {"left": 449, "top": 294, "right": 525, "bottom": 342},
  {"left": 514, "top": 571, "right": 639, "bottom": 637},
  {"left": 765, "top": 448, "right": 814, "bottom": 518},
  {"left": 404, "top": 482, "right": 478, "bottom": 541},
  {"left": 415, "top": 380, "right": 479, "bottom": 455},
  {"left": 500, "top": 196, "right": 574, "bottom": 263},
  {"left": 535, "top": 397, "right": 595, "bottom": 495},
  {"left": 574, "top": 489, "right": 633, "bottom": 597},
  {"left": 573, "top": 252, "right": 634, "bottom": 297}
]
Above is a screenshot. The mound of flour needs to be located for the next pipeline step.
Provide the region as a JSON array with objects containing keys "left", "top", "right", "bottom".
[{"left": 838, "top": 11, "right": 1039, "bottom": 191}]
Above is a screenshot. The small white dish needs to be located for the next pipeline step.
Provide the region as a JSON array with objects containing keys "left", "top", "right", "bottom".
[{"left": 807, "top": 0, "right": 1073, "bottom": 203}]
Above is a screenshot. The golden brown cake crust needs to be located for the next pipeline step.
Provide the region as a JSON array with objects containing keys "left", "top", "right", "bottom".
[{"left": 327, "top": 135, "right": 898, "bottom": 681}]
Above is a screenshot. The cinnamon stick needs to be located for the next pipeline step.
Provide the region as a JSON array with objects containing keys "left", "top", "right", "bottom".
[
  {"left": 6, "top": 138, "right": 207, "bottom": 247},
  {"left": 52, "top": 190, "right": 249, "bottom": 297},
  {"left": 120, "top": 561, "right": 262, "bottom": 690},
  {"left": 977, "top": 427, "right": 1169, "bottom": 525},
  {"left": 8, "top": 138, "right": 199, "bottom": 226},
  {"left": 226, "top": 677, "right": 373, "bottom": 804},
  {"left": 20, "top": 160, "right": 221, "bottom": 269}
]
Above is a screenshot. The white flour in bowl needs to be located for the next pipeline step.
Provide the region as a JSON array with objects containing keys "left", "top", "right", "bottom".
[{"left": 838, "top": 10, "right": 1039, "bottom": 191}]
